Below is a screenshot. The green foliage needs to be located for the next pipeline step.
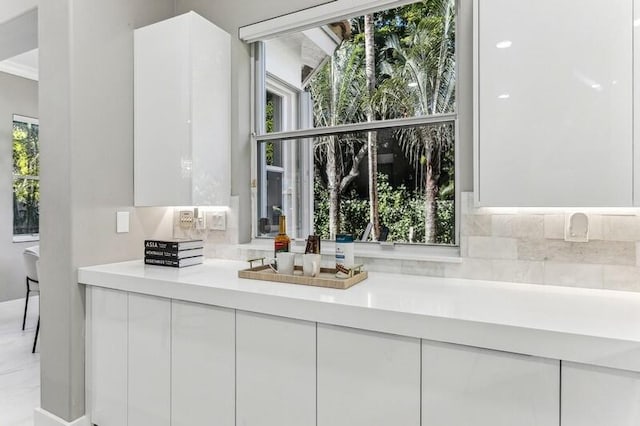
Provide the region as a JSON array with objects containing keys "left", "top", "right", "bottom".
[
  {"left": 314, "top": 174, "right": 454, "bottom": 245},
  {"left": 307, "top": 0, "right": 456, "bottom": 244},
  {"left": 12, "top": 120, "right": 40, "bottom": 235},
  {"left": 265, "top": 96, "right": 275, "bottom": 165}
]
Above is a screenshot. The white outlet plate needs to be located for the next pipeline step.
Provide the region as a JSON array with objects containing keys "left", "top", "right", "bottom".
[
  {"left": 208, "top": 211, "right": 226, "bottom": 231},
  {"left": 180, "top": 210, "right": 194, "bottom": 229},
  {"left": 564, "top": 212, "right": 589, "bottom": 242}
]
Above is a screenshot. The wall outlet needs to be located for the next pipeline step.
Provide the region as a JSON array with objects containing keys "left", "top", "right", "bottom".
[
  {"left": 179, "top": 210, "right": 194, "bottom": 229},
  {"left": 565, "top": 212, "right": 589, "bottom": 242},
  {"left": 208, "top": 211, "right": 226, "bottom": 231}
]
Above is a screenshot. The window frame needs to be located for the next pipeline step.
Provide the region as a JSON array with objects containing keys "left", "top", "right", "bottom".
[
  {"left": 12, "top": 114, "right": 40, "bottom": 242},
  {"left": 249, "top": 0, "right": 461, "bottom": 257}
]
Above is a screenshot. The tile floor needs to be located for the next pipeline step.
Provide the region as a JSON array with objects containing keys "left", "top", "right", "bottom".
[{"left": 0, "top": 297, "right": 40, "bottom": 426}]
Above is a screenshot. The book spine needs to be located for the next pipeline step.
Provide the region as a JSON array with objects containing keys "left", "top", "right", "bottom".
[
  {"left": 144, "top": 257, "right": 179, "bottom": 267},
  {"left": 145, "top": 250, "right": 179, "bottom": 258},
  {"left": 145, "top": 241, "right": 179, "bottom": 250}
]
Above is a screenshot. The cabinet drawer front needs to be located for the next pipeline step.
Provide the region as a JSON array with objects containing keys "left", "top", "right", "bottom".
[
  {"left": 422, "top": 340, "right": 559, "bottom": 426},
  {"left": 317, "top": 324, "right": 421, "bottom": 426}
]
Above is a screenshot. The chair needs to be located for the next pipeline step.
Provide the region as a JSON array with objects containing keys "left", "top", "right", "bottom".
[
  {"left": 33, "top": 260, "right": 40, "bottom": 353},
  {"left": 22, "top": 246, "right": 40, "bottom": 351}
]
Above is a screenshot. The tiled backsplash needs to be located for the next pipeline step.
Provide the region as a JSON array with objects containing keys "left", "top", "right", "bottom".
[
  {"left": 455, "top": 192, "right": 640, "bottom": 292},
  {"left": 191, "top": 193, "right": 640, "bottom": 292}
]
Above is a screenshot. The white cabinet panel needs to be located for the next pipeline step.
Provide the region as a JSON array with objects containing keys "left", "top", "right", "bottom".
[
  {"left": 236, "top": 311, "right": 316, "bottom": 426},
  {"left": 476, "top": 0, "right": 633, "bottom": 206},
  {"left": 171, "top": 301, "right": 235, "bottom": 426},
  {"left": 562, "top": 362, "right": 640, "bottom": 426},
  {"left": 422, "top": 340, "right": 559, "bottom": 426},
  {"left": 134, "top": 11, "right": 230, "bottom": 207},
  {"left": 88, "top": 287, "right": 128, "bottom": 426},
  {"left": 635, "top": 0, "right": 640, "bottom": 205},
  {"left": 317, "top": 324, "right": 421, "bottom": 426},
  {"left": 128, "top": 294, "right": 171, "bottom": 426}
]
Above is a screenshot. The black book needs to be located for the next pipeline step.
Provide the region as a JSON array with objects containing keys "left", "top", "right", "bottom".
[
  {"left": 144, "top": 239, "right": 203, "bottom": 251},
  {"left": 145, "top": 247, "right": 204, "bottom": 259},
  {"left": 144, "top": 256, "right": 203, "bottom": 268}
]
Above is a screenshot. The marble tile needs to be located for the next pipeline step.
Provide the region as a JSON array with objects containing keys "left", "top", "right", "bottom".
[
  {"left": 545, "top": 240, "right": 635, "bottom": 266},
  {"left": 460, "top": 192, "right": 474, "bottom": 214},
  {"left": 359, "top": 257, "right": 403, "bottom": 274},
  {"left": 467, "top": 236, "right": 518, "bottom": 260},
  {"left": 444, "top": 259, "right": 493, "bottom": 280},
  {"left": 491, "top": 260, "right": 545, "bottom": 284},
  {"left": 461, "top": 214, "right": 491, "bottom": 237},
  {"left": 516, "top": 239, "right": 547, "bottom": 261},
  {"left": 0, "top": 297, "right": 40, "bottom": 426},
  {"left": 491, "top": 215, "right": 514, "bottom": 238},
  {"left": 603, "top": 265, "right": 640, "bottom": 292},
  {"left": 401, "top": 260, "right": 446, "bottom": 277},
  {"left": 543, "top": 215, "right": 564, "bottom": 240},
  {"left": 543, "top": 262, "right": 604, "bottom": 289},
  {"left": 459, "top": 236, "right": 469, "bottom": 258},
  {"left": 511, "top": 215, "right": 544, "bottom": 239},
  {"left": 587, "top": 214, "right": 604, "bottom": 240},
  {"left": 602, "top": 215, "right": 640, "bottom": 242}
]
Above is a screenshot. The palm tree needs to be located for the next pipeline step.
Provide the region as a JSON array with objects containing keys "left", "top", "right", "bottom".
[
  {"left": 364, "top": 14, "right": 381, "bottom": 241},
  {"left": 309, "top": 40, "right": 368, "bottom": 239},
  {"left": 375, "top": 0, "right": 455, "bottom": 243}
]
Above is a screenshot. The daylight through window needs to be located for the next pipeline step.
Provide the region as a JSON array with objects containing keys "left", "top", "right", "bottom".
[
  {"left": 255, "top": 0, "right": 456, "bottom": 246},
  {"left": 12, "top": 115, "right": 39, "bottom": 238}
]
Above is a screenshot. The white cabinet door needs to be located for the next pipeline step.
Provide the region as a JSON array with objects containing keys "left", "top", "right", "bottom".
[
  {"left": 134, "top": 11, "right": 230, "bottom": 207},
  {"left": 317, "top": 324, "right": 421, "bottom": 426},
  {"left": 87, "top": 287, "right": 128, "bottom": 426},
  {"left": 128, "top": 294, "right": 171, "bottom": 426},
  {"left": 171, "top": 300, "right": 235, "bottom": 426},
  {"left": 236, "top": 311, "right": 316, "bottom": 426},
  {"left": 422, "top": 340, "right": 559, "bottom": 426},
  {"left": 562, "top": 361, "right": 640, "bottom": 426},
  {"left": 634, "top": 0, "right": 640, "bottom": 205},
  {"left": 475, "top": 0, "right": 633, "bottom": 207}
]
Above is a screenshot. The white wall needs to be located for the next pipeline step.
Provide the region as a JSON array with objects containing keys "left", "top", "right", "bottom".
[
  {"left": 265, "top": 38, "right": 304, "bottom": 90},
  {"left": 0, "top": 71, "right": 37, "bottom": 302}
]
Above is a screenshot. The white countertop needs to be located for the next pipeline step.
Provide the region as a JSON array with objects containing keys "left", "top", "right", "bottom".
[{"left": 78, "top": 259, "right": 640, "bottom": 373}]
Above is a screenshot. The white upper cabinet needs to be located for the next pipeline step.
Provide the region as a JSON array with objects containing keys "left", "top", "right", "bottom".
[
  {"left": 475, "top": 0, "right": 633, "bottom": 207},
  {"left": 134, "top": 11, "right": 231, "bottom": 207}
]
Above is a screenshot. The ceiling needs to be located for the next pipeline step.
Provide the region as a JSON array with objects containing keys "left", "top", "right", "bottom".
[
  {"left": 0, "top": 0, "right": 38, "bottom": 81},
  {"left": 0, "top": 48, "right": 38, "bottom": 81}
]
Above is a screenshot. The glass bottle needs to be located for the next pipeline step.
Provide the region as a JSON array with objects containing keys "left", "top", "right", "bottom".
[{"left": 274, "top": 215, "right": 290, "bottom": 256}]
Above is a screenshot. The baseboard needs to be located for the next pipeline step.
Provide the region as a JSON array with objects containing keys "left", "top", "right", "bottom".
[{"left": 34, "top": 408, "right": 90, "bottom": 426}]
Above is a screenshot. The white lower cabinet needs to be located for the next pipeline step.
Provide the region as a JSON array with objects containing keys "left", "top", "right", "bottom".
[
  {"left": 128, "top": 293, "right": 171, "bottom": 426},
  {"left": 317, "top": 324, "right": 421, "bottom": 426},
  {"left": 421, "top": 340, "right": 559, "bottom": 426},
  {"left": 236, "top": 311, "right": 316, "bottom": 426},
  {"left": 89, "top": 289, "right": 640, "bottom": 426},
  {"left": 561, "top": 361, "right": 640, "bottom": 426},
  {"left": 87, "top": 287, "right": 128, "bottom": 426},
  {"left": 171, "top": 300, "right": 235, "bottom": 426}
]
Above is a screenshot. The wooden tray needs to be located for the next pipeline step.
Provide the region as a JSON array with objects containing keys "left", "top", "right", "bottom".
[{"left": 238, "top": 264, "right": 367, "bottom": 290}]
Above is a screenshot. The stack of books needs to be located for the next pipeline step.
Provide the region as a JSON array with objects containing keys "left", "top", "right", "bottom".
[{"left": 144, "top": 239, "right": 204, "bottom": 268}]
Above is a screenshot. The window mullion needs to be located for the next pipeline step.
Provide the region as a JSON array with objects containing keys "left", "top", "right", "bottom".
[{"left": 255, "top": 113, "right": 458, "bottom": 143}]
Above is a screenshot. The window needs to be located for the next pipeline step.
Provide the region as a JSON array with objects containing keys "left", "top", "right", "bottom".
[
  {"left": 12, "top": 115, "right": 39, "bottom": 240},
  {"left": 253, "top": 0, "right": 457, "bottom": 248}
]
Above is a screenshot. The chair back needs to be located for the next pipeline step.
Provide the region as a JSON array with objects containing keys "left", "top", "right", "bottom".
[{"left": 23, "top": 248, "right": 40, "bottom": 282}]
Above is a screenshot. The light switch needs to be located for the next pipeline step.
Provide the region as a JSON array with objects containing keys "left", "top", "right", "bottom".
[
  {"left": 208, "top": 211, "right": 226, "bottom": 230},
  {"left": 116, "top": 211, "right": 130, "bottom": 233}
]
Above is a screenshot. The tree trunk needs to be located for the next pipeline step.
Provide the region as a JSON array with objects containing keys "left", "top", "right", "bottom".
[
  {"left": 424, "top": 152, "right": 438, "bottom": 244},
  {"left": 364, "top": 14, "right": 380, "bottom": 241},
  {"left": 326, "top": 135, "right": 340, "bottom": 239}
]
